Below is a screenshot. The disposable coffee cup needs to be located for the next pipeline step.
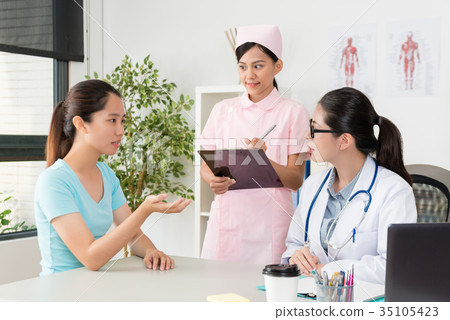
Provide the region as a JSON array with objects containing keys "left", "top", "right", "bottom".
[
  {"left": 262, "top": 264, "right": 301, "bottom": 302},
  {"left": 316, "top": 283, "right": 354, "bottom": 302}
]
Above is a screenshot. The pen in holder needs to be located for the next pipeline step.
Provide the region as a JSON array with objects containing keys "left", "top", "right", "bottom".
[
  {"left": 316, "top": 265, "right": 354, "bottom": 302},
  {"left": 316, "top": 283, "right": 354, "bottom": 302}
]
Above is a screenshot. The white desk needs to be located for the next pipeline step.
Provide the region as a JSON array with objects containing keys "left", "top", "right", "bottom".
[{"left": 0, "top": 256, "right": 311, "bottom": 302}]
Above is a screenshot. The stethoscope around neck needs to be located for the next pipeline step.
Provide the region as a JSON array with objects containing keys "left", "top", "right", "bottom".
[{"left": 304, "top": 161, "right": 379, "bottom": 250}]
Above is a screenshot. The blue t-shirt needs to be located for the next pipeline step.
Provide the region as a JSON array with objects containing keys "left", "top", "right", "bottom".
[{"left": 34, "top": 159, "right": 127, "bottom": 276}]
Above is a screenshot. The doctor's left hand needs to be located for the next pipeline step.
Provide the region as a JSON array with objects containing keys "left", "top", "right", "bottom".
[
  {"left": 245, "top": 137, "right": 267, "bottom": 152},
  {"left": 144, "top": 248, "right": 174, "bottom": 271}
]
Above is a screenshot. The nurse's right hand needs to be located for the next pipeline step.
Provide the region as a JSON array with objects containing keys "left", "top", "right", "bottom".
[
  {"left": 289, "top": 247, "right": 319, "bottom": 275},
  {"left": 209, "top": 176, "right": 236, "bottom": 195}
]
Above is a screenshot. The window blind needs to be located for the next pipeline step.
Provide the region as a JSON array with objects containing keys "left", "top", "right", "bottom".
[{"left": 0, "top": 0, "right": 84, "bottom": 62}]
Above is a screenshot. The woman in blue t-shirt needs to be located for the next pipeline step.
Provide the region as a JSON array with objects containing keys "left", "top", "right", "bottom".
[{"left": 35, "top": 79, "right": 191, "bottom": 275}]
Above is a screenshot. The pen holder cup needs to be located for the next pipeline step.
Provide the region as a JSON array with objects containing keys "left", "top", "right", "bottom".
[{"left": 316, "top": 283, "right": 354, "bottom": 302}]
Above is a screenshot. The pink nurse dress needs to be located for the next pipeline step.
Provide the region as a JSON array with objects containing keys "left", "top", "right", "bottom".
[{"left": 200, "top": 88, "right": 310, "bottom": 265}]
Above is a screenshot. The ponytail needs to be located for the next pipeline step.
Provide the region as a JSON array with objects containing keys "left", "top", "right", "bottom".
[
  {"left": 376, "top": 116, "right": 412, "bottom": 185},
  {"left": 46, "top": 101, "right": 74, "bottom": 167}
]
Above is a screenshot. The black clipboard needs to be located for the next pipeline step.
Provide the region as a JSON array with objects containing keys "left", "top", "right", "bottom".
[{"left": 198, "top": 149, "right": 283, "bottom": 190}]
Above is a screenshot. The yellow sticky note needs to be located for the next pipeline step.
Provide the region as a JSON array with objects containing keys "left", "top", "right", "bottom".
[{"left": 206, "top": 293, "right": 250, "bottom": 302}]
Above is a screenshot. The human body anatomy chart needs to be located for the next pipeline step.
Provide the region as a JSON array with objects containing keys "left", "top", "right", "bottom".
[
  {"left": 327, "top": 24, "right": 377, "bottom": 96},
  {"left": 385, "top": 18, "right": 440, "bottom": 97}
]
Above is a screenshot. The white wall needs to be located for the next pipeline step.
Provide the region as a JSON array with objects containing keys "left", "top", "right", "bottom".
[{"left": 70, "top": 0, "right": 450, "bottom": 258}]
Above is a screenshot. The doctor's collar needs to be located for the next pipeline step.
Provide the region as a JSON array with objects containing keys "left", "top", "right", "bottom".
[
  {"left": 327, "top": 167, "right": 362, "bottom": 200},
  {"left": 240, "top": 87, "right": 281, "bottom": 110}
]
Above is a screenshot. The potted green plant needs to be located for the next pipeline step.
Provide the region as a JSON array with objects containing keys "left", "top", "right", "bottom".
[
  {"left": 0, "top": 193, "right": 35, "bottom": 236},
  {"left": 86, "top": 55, "right": 195, "bottom": 211}
]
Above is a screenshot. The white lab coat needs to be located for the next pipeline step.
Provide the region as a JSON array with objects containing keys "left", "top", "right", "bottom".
[{"left": 282, "top": 156, "right": 417, "bottom": 284}]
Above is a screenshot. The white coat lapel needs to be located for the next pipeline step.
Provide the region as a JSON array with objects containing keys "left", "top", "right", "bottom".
[
  {"left": 327, "top": 156, "right": 376, "bottom": 260},
  {"left": 308, "top": 169, "right": 333, "bottom": 264}
]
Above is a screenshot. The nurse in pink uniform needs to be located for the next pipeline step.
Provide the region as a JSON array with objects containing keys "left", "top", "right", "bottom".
[{"left": 199, "top": 25, "right": 310, "bottom": 265}]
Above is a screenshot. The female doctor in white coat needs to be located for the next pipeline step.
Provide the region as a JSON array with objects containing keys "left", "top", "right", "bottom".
[{"left": 282, "top": 87, "right": 417, "bottom": 284}]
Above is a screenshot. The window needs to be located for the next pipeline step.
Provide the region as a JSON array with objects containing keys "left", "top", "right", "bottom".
[
  {"left": 0, "top": 52, "right": 53, "bottom": 136},
  {"left": 0, "top": 0, "right": 83, "bottom": 239},
  {"left": 0, "top": 52, "right": 53, "bottom": 237}
]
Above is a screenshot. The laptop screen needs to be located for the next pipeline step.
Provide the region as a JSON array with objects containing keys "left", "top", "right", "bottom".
[{"left": 385, "top": 223, "right": 450, "bottom": 302}]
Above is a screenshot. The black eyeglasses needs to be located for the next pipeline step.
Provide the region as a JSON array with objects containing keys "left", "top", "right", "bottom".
[{"left": 309, "top": 119, "right": 336, "bottom": 138}]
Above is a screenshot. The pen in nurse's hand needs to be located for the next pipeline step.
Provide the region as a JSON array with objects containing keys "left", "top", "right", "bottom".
[{"left": 259, "top": 124, "right": 277, "bottom": 140}]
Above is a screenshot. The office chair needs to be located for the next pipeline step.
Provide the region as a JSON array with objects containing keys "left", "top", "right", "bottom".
[{"left": 406, "top": 164, "right": 450, "bottom": 223}]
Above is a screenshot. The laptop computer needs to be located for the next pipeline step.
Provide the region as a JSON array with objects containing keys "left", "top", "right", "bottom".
[{"left": 385, "top": 223, "right": 450, "bottom": 302}]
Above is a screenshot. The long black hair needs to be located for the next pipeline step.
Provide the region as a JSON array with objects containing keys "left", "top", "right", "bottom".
[
  {"left": 46, "top": 79, "right": 121, "bottom": 167},
  {"left": 235, "top": 42, "right": 279, "bottom": 90},
  {"left": 318, "top": 87, "right": 412, "bottom": 185}
]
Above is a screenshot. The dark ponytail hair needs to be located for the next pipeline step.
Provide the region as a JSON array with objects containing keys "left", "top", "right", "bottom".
[
  {"left": 235, "top": 42, "right": 279, "bottom": 90},
  {"left": 318, "top": 87, "right": 412, "bottom": 185},
  {"left": 46, "top": 79, "right": 121, "bottom": 167}
]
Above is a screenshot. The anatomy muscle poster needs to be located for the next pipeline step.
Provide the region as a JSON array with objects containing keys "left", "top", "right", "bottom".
[
  {"left": 385, "top": 18, "right": 440, "bottom": 97},
  {"left": 327, "top": 24, "right": 377, "bottom": 97}
]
